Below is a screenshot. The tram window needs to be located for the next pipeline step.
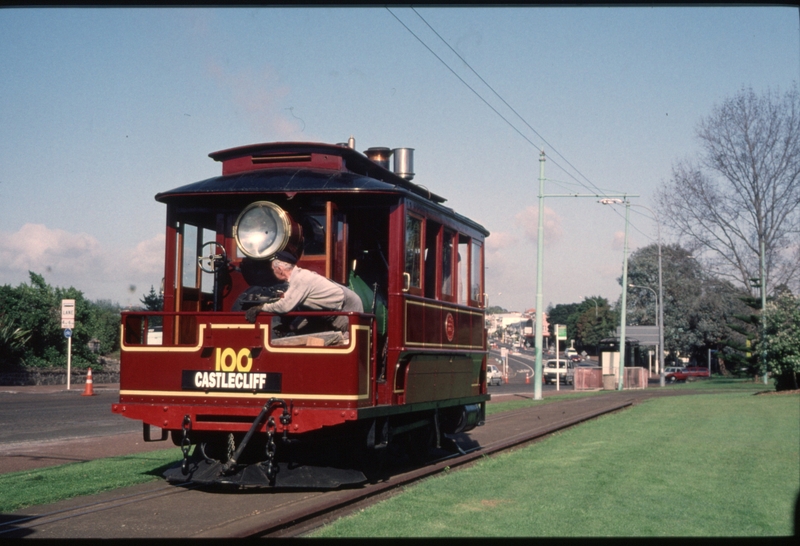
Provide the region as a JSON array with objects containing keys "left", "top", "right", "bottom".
[
  {"left": 199, "top": 228, "right": 216, "bottom": 294},
  {"left": 471, "top": 240, "right": 483, "bottom": 303},
  {"left": 302, "top": 213, "right": 326, "bottom": 255},
  {"left": 458, "top": 235, "right": 468, "bottom": 305},
  {"left": 405, "top": 215, "right": 422, "bottom": 290},
  {"left": 181, "top": 224, "right": 199, "bottom": 288},
  {"left": 441, "top": 229, "right": 455, "bottom": 296},
  {"left": 424, "top": 221, "right": 440, "bottom": 299}
]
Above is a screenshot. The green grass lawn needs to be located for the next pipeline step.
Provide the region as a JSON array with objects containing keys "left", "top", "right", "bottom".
[
  {"left": 662, "top": 375, "right": 776, "bottom": 390},
  {"left": 0, "top": 449, "right": 180, "bottom": 513},
  {"left": 485, "top": 376, "right": 774, "bottom": 416},
  {"left": 313, "top": 391, "right": 799, "bottom": 537}
]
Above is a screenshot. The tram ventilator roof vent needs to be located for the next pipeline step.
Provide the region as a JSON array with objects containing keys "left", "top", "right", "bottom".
[
  {"left": 392, "top": 148, "right": 414, "bottom": 181},
  {"left": 364, "top": 147, "right": 392, "bottom": 170}
]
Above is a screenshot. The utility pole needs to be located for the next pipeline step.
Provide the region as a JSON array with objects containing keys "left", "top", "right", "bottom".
[
  {"left": 533, "top": 150, "right": 545, "bottom": 400},
  {"left": 617, "top": 201, "right": 630, "bottom": 390}
]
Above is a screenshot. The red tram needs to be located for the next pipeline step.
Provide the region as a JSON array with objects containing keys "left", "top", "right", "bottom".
[{"left": 112, "top": 138, "right": 490, "bottom": 488}]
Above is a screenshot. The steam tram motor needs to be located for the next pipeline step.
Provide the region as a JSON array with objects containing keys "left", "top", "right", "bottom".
[{"left": 112, "top": 138, "right": 490, "bottom": 488}]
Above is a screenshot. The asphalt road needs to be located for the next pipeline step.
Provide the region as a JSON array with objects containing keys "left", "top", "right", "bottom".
[
  {"left": 0, "top": 386, "right": 139, "bottom": 445},
  {"left": 488, "top": 346, "right": 586, "bottom": 393}
]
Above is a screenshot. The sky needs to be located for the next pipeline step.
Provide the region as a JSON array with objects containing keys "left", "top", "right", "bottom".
[{"left": 1, "top": 6, "right": 798, "bottom": 311}]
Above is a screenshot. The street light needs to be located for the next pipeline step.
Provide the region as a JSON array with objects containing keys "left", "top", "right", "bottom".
[
  {"left": 601, "top": 199, "right": 666, "bottom": 387},
  {"left": 599, "top": 198, "right": 630, "bottom": 390},
  {"left": 629, "top": 283, "right": 660, "bottom": 379}
]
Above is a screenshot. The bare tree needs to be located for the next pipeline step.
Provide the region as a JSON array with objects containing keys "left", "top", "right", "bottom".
[{"left": 656, "top": 85, "right": 800, "bottom": 296}]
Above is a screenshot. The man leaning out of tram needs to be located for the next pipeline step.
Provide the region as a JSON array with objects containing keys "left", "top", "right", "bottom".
[{"left": 245, "top": 250, "right": 363, "bottom": 338}]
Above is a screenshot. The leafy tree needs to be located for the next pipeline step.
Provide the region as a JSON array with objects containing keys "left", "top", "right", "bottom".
[
  {"left": 725, "top": 295, "right": 761, "bottom": 376},
  {"left": 0, "top": 272, "right": 121, "bottom": 370},
  {"left": 545, "top": 298, "right": 615, "bottom": 353},
  {"left": 546, "top": 302, "right": 580, "bottom": 347},
  {"left": 574, "top": 297, "right": 615, "bottom": 352},
  {"left": 656, "top": 85, "right": 800, "bottom": 296},
  {"left": 140, "top": 285, "right": 163, "bottom": 311},
  {"left": 625, "top": 243, "right": 750, "bottom": 367},
  {"left": 84, "top": 299, "right": 122, "bottom": 357},
  {"left": 0, "top": 313, "right": 31, "bottom": 368},
  {"left": 759, "top": 291, "right": 800, "bottom": 391}
]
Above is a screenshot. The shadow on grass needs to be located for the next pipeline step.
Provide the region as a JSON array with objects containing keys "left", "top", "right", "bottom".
[{"left": 144, "top": 460, "right": 181, "bottom": 478}]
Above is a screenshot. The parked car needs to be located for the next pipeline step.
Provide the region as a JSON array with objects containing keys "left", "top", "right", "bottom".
[
  {"left": 487, "top": 364, "right": 503, "bottom": 386},
  {"left": 665, "top": 366, "right": 710, "bottom": 382},
  {"left": 544, "top": 359, "right": 574, "bottom": 385},
  {"left": 570, "top": 354, "right": 582, "bottom": 363}
]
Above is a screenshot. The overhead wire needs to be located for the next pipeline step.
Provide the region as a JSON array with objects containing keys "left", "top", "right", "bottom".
[
  {"left": 385, "top": 8, "right": 540, "bottom": 150},
  {"left": 409, "top": 6, "right": 609, "bottom": 198},
  {"left": 389, "top": 7, "right": 651, "bottom": 239}
]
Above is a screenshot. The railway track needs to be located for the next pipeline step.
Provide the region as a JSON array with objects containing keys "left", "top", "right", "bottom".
[{"left": 2, "top": 394, "right": 634, "bottom": 538}]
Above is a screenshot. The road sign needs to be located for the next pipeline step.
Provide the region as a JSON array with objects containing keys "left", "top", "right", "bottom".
[
  {"left": 613, "top": 325, "right": 659, "bottom": 345},
  {"left": 61, "top": 299, "right": 75, "bottom": 329},
  {"left": 64, "top": 328, "right": 72, "bottom": 338},
  {"left": 556, "top": 324, "right": 567, "bottom": 341}
]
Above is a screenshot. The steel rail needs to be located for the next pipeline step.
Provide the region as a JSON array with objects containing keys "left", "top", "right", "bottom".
[{"left": 0, "top": 482, "right": 200, "bottom": 536}]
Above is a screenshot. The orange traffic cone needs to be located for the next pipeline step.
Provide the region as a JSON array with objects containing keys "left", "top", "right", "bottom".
[
  {"left": 82, "top": 367, "right": 95, "bottom": 396},
  {"left": 525, "top": 374, "right": 530, "bottom": 384}
]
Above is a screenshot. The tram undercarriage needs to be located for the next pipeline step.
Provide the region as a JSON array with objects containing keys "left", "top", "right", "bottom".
[{"left": 162, "top": 400, "right": 485, "bottom": 488}]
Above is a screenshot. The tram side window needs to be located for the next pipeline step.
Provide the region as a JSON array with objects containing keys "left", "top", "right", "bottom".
[
  {"left": 471, "top": 239, "right": 483, "bottom": 305},
  {"left": 424, "top": 221, "right": 440, "bottom": 299},
  {"left": 404, "top": 215, "right": 422, "bottom": 291},
  {"left": 181, "top": 224, "right": 199, "bottom": 288},
  {"left": 458, "top": 235, "right": 469, "bottom": 305},
  {"left": 441, "top": 229, "right": 455, "bottom": 297}
]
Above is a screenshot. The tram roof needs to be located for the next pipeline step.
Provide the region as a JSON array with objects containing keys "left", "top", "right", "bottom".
[{"left": 155, "top": 142, "right": 489, "bottom": 236}]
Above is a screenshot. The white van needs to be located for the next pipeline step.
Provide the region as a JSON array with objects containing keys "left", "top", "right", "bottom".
[
  {"left": 544, "top": 359, "right": 574, "bottom": 385},
  {"left": 486, "top": 364, "right": 503, "bottom": 386}
]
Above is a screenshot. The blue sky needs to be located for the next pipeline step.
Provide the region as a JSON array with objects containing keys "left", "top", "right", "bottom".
[{"left": 1, "top": 6, "right": 798, "bottom": 310}]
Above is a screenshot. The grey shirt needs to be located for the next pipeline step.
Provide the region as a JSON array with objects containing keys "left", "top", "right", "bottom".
[{"left": 259, "top": 267, "right": 362, "bottom": 314}]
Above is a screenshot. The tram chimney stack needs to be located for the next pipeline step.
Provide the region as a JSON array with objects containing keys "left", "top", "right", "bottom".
[
  {"left": 364, "top": 147, "right": 393, "bottom": 170},
  {"left": 392, "top": 148, "right": 414, "bottom": 181}
]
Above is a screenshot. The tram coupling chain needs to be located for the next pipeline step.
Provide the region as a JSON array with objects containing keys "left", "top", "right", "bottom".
[
  {"left": 219, "top": 398, "right": 291, "bottom": 476},
  {"left": 180, "top": 415, "right": 192, "bottom": 475}
]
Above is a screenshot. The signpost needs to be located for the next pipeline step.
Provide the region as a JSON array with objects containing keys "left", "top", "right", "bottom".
[
  {"left": 500, "top": 347, "right": 509, "bottom": 382},
  {"left": 555, "top": 324, "right": 567, "bottom": 391},
  {"left": 61, "top": 299, "right": 75, "bottom": 390}
]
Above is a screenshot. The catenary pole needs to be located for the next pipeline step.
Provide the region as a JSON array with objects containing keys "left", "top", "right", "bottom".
[
  {"left": 617, "top": 201, "right": 630, "bottom": 390},
  {"left": 533, "top": 150, "right": 545, "bottom": 400}
]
